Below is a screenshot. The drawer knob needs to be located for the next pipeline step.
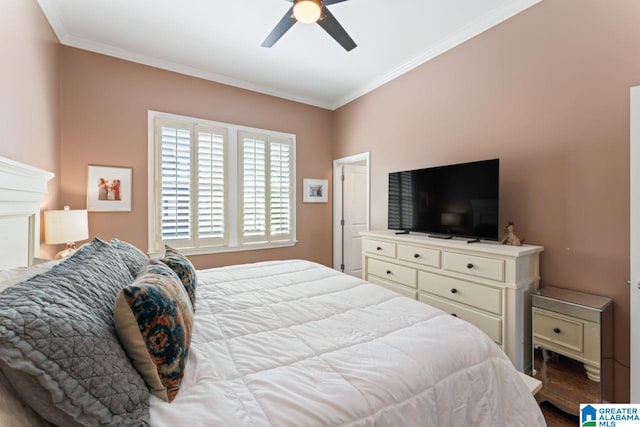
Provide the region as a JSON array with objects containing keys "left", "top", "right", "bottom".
[
  {"left": 451, "top": 288, "right": 458, "bottom": 294},
  {"left": 553, "top": 327, "right": 561, "bottom": 334},
  {"left": 451, "top": 313, "right": 458, "bottom": 317},
  {"left": 386, "top": 270, "right": 392, "bottom": 275},
  {"left": 467, "top": 263, "right": 474, "bottom": 269},
  {"left": 376, "top": 247, "right": 382, "bottom": 251},
  {"left": 414, "top": 253, "right": 420, "bottom": 258}
]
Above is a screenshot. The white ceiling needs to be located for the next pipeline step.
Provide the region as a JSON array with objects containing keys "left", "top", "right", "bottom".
[{"left": 37, "top": 0, "right": 540, "bottom": 110}]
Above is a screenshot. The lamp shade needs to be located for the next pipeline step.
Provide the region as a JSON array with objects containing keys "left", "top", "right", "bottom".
[{"left": 44, "top": 207, "right": 89, "bottom": 244}]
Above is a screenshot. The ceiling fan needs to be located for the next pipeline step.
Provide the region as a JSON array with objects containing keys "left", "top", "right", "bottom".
[{"left": 262, "top": 0, "right": 357, "bottom": 52}]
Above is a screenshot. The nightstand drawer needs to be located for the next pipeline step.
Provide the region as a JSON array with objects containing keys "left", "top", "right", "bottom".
[
  {"left": 368, "top": 276, "right": 418, "bottom": 299},
  {"left": 419, "top": 293, "right": 502, "bottom": 344},
  {"left": 397, "top": 244, "right": 440, "bottom": 268},
  {"left": 363, "top": 239, "right": 396, "bottom": 258},
  {"left": 533, "top": 307, "right": 583, "bottom": 353},
  {"left": 418, "top": 271, "right": 501, "bottom": 315},
  {"left": 443, "top": 252, "right": 505, "bottom": 282},
  {"left": 368, "top": 258, "right": 416, "bottom": 288}
]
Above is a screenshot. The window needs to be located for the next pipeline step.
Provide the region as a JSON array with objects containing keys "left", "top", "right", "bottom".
[
  {"left": 148, "top": 111, "right": 296, "bottom": 255},
  {"left": 239, "top": 132, "right": 293, "bottom": 244}
]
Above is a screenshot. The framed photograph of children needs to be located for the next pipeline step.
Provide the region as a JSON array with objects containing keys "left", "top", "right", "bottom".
[
  {"left": 87, "top": 165, "right": 132, "bottom": 212},
  {"left": 303, "top": 178, "right": 328, "bottom": 203}
]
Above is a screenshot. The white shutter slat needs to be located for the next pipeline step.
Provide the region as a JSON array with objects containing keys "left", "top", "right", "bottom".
[
  {"left": 160, "top": 125, "right": 192, "bottom": 242},
  {"left": 241, "top": 134, "right": 267, "bottom": 239},
  {"left": 197, "top": 127, "right": 226, "bottom": 241},
  {"left": 270, "top": 141, "right": 291, "bottom": 237}
]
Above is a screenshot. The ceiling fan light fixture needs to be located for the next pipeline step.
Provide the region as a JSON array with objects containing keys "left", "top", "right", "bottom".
[{"left": 293, "top": 0, "right": 322, "bottom": 24}]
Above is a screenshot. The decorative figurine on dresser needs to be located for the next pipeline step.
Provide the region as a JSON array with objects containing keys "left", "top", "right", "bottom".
[
  {"left": 532, "top": 287, "right": 613, "bottom": 415},
  {"left": 501, "top": 221, "right": 524, "bottom": 246}
]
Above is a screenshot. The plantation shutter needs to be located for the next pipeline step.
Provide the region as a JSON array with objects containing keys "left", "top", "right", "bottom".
[
  {"left": 151, "top": 112, "right": 295, "bottom": 254},
  {"left": 239, "top": 132, "right": 267, "bottom": 242},
  {"left": 158, "top": 120, "right": 193, "bottom": 246},
  {"left": 269, "top": 139, "right": 292, "bottom": 240},
  {"left": 196, "top": 125, "right": 227, "bottom": 246}
]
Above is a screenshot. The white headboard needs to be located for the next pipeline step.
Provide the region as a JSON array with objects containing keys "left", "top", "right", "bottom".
[{"left": 0, "top": 156, "right": 54, "bottom": 269}]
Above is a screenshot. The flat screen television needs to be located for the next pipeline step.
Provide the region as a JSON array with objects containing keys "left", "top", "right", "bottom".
[{"left": 388, "top": 159, "right": 499, "bottom": 240}]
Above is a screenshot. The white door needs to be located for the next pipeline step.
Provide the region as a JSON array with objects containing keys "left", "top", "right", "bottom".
[
  {"left": 342, "top": 164, "right": 367, "bottom": 277},
  {"left": 631, "top": 85, "right": 640, "bottom": 402},
  {"left": 333, "top": 153, "right": 370, "bottom": 277}
]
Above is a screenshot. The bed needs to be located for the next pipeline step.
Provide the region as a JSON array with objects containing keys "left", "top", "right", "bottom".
[{"left": 0, "top": 156, "right": 545, "bottom": 426}]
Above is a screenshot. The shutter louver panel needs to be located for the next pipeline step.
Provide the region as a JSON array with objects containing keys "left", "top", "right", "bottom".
[
  {"left": 269, "top": 141, "right": 291, "bottom": 237},
  {"left": 160, "top": 125, "right": 192, "bottom": 242},
  {"left": 197, "top": 127, "right": 226, "bottom": 242},
  {"left": 241, "top": 135, "right": 267, "bottom": 239}
]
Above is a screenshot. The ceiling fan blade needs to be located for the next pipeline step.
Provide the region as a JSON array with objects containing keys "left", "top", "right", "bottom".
[
  {"left": 262, "top": 7, "right": 296, "bottom": 48},
  {"left": 323, "top": 0, "right": 350, "bottom": 5},
  {"left": 317, "top": 7, "right": 356, "bottom": 51}
]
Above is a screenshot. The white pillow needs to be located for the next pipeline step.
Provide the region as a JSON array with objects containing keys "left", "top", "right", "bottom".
[
  {"left": 0, "top": 369, "right": 51, "bottom": 427},
  {"left": 0, "top": 260, "right": 59, "bottom": 293}
]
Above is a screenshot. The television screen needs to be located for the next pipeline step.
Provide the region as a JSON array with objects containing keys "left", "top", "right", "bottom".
[{"left": 388, "top": 159, "right": 499, "bottom": 240}]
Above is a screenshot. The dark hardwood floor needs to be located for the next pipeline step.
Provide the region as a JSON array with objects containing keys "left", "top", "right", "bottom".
[
  {"left": 533, "top": 348, "right": 600, "bottom": 426},
  {"left": 540, "top": 401, "right": 579, "bottom": 427}
]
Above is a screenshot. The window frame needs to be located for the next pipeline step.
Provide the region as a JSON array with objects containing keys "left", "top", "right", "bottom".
[{"left": 147, "top": 110, "right": 297, "bottom": 257}]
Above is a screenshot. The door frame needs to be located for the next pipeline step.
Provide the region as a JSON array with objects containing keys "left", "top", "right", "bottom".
[
  {"left": 631, "top": 85, "right": 639, "bottom": 402},
  {"left": 333, "top": 152, "right": 370, "bottom": 271}
]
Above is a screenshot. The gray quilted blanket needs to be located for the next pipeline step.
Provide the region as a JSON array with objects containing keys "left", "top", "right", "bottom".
[{"left": 0, "top": 239, "right": 149, "bottom": 426}]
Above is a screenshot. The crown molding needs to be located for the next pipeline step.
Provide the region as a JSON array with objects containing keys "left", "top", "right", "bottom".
[
  {"left": 330, "top": 0, "right": 542, "bottom": 110},
  {"left": 36, "top": 0, "right": 66, "bottom": 44},
  {"left": 38, "top": 0, "right": 541, "bottom": 112},
  {"left": 63, "top": 34, "right": 334, "bottom": 109},
  {"left": 37, "top": 0, "right": 333, "bottom": 109}
]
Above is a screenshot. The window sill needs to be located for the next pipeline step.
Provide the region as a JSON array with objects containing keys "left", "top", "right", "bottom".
[{"left": 149, "top": 240, "right": 298, "bottom": 258}]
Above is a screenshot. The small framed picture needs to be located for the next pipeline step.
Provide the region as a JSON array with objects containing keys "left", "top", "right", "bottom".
[
  {"left": 87, "top": 165, "right": 132, "bottom": 212},
  {"left": 303, "top": 178, "right": 328, "bottom": 203}
]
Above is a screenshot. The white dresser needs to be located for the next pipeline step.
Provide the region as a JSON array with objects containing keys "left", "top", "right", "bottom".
[{"left": 361, "top": 230, "right": 543, "bottom": 372}]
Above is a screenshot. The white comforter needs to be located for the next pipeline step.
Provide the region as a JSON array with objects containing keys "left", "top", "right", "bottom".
[{"left": 151, "top": 260, "right": 545, "bottom": 427}]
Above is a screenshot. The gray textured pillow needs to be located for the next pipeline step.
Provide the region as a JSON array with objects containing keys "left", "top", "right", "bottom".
[
  {"left": 0, "top": 238, "right": 150, "bottom": 426},
  {"left": 111, "top": 238, "right": 149, "bottom": 277}
]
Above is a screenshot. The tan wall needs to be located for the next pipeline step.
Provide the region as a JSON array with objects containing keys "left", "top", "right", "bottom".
[
  {"left": 333, "top": 0, "right": 640, "bottom": 401},
  {"left": 0, "top": 0, "right": 61, "bottom": 258},
  {"left": 59, "top": 47, "right": 333, "bottom": 268}
]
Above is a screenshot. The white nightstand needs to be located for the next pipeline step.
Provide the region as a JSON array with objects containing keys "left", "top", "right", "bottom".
[{"left": 532, "top": 286, "right": 613, "bottom": 414}]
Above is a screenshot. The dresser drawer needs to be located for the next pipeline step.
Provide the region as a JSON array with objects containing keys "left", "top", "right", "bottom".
[
  {"left": 533, "top": 307, "right": 583, "bottom": 353},
  {"left": 398, "top": 244, "right": 440, "bottom": 268},
  {"left": 418, "top": 271, "right": 501, "bottom": 315},
  {"left": 363, "top": 239, "right": 396, "bottom": 258},
  {"left": 443, "top": 252, "right": 505, "bottom": 282},
  {"left": 368, "top": 275, "right": 418, "bottom": 299},
  {"left": 419, "top": 293, "right": 502, "bottom": 344},
  {"left": 368, "top": 258, "right": 416, "bottom": 288}
]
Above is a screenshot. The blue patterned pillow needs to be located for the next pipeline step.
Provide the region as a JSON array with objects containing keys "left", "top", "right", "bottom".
[
  {"left": 114, "top": 261, "right": 193, "bottom": 402},
  {"left": 161, "top": 245, "right": 197, "bottom": 310},
  {"left": 111, "top": 238, "right": 148, "bottom": 277}
]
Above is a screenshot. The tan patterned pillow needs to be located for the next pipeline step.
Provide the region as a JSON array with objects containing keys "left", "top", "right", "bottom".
[{"left": 114, "top": 261, "right": 193, "bottom": 402}]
